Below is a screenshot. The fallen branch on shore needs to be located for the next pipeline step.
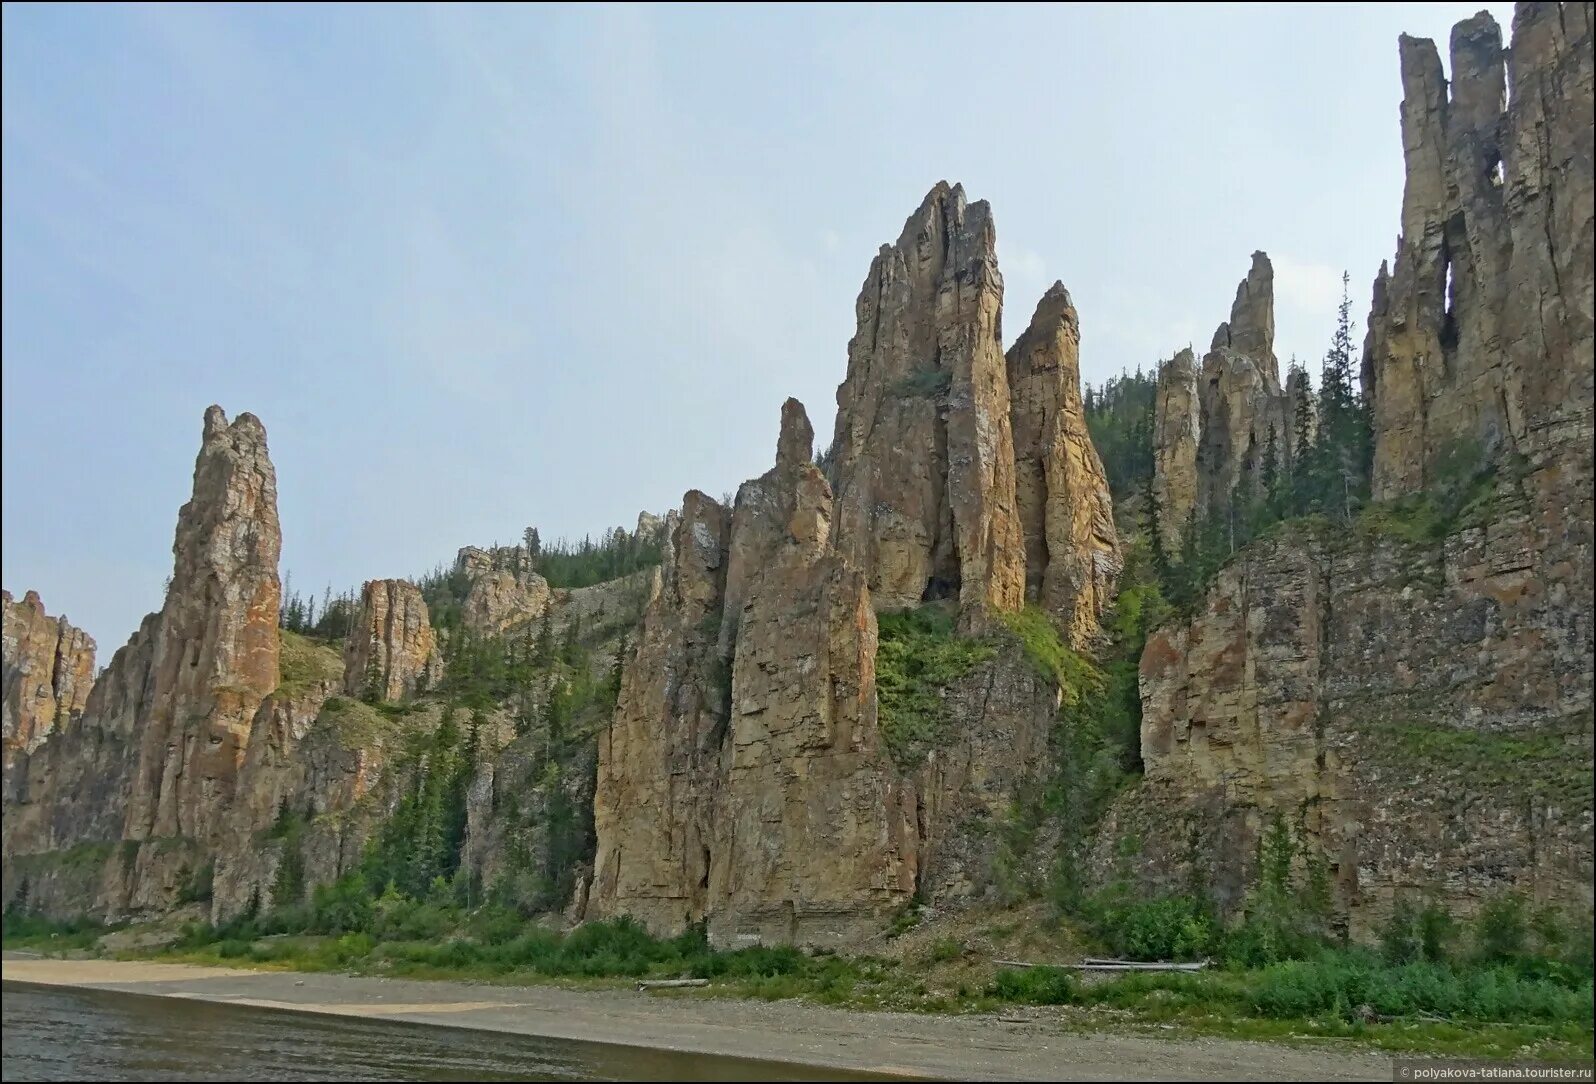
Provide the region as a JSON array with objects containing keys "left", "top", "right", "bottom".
[
  {"left": 636, "top": 978, "right": 710, "bottom": 990},
  {"left": 994, "top": 958, "right": 1209, "bottom": 973}
]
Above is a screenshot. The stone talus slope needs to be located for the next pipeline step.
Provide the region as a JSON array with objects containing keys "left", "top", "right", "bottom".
[
  {"left": 343, "top": 579, "right": 442, "bottom": 701},
  {"left": 2, "top": 590, "right": 95, "bottom": 789},
  {"left": 1005, "top": 283, "right": 1122, "bottom": 646},
  {"left": 829, "top": 181, "right": 1026, "bottom": 623}
]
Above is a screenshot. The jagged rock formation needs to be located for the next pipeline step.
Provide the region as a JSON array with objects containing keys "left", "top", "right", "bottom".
[
  {"left": 710, "top": 400, "right": 916, "bottom": 946},
  {"left": 1364, "top": 4, "right": 1594, "bottom": 502},
  {"left": 1151, "top": 348, "right": 1200, "bottom": 553},
  {"left": 1005, "top": 283, "right": 1122, "bottom": 646},
  {"left": 592, "top": 403, "right": 921, "bottom": 945},
  {"left": 1152, "top": 254, "right": 1298, "bottom": 550},
  {"left": 829, "top": 182, "right": 1026, "bottom": 622},
  {"left": 590, "top": 494, "right": 730, "bottom": 934},
  {"left": 342, "top": 580, "right": 441, "bottom": 701},
  {"left": 3, "top": 407, "right": 294, "bottom": 915},
  {"left": 593, "top": 398, "right": 1063, "bottom": 945},
  {"left": 455, "top": 546, "right": 552, "bottom": 636},
  {"left": 2, "top": 590, "right": 95, "bottom": 787},
  {"left": 1111, "top": 4, "right": 1594, "bottom": 935}
]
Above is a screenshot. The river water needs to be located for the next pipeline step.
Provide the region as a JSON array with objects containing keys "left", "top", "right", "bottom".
[{"left": 0, "top": 982, "right": 895, "bottom": 1081}]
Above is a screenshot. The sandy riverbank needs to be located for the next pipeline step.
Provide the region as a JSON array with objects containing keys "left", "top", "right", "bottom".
[{"left": 1, "top": 954, "right": 1392, "bottom": 1081}]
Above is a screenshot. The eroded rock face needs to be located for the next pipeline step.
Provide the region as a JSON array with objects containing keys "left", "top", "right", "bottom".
[
  {"left": 455, "top": 546, "right": 552, "bottom": 636},
  {"left": 589, "top": 492, "right": 730, "bottom": 934},
  {"left": 2, "top": 591, "right": 95, "bottom": 784},
  {"left": 343, "top": 580, "right": 441, "bottom": 701},
  {"left": 1110, "top": 500, "right": 1593, "bottom": 936},
  {"left": 1005, "top": 283, "right": 1122, "bottom": 646},
  {"left": 1366, "top": 4, "right": 1594, "bottom": 500},
  {"left": 122, "top": 407, "right": 282, "bottom": 842},
  {"left": 709, "top": 400, "right": 916, "bottom": 947},
  {"left": 1152, "top": 348, "right": 1201, "bottom": 553},
  {"left": 3, "top": 407, "right": 289, "bottom": 914},
  {"left": 830, "top": 182, "right": 1026, "bottom": 622}
]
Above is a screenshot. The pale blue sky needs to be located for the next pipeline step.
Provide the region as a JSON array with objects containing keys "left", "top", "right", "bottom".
[{"left": 2, "top": 2, "right": 1511, "bottom": 650}]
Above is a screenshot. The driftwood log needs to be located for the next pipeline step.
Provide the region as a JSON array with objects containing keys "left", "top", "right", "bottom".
[
  {"left": 994, "top": 957, "right": 1209, "bottom": 973},
  {"left": 636, "top": 978, "right": 710, "bottom": 990}
]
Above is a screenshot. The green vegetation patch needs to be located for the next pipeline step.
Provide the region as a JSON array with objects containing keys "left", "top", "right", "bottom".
[
  {"left": 875, "top": 605, "right": 995, "bottom": 768},
  {"left": 278, "top": 630, "right": 344, "bottom": 698},
  {"left": 890, "top": 366, "right": 951, "bottom": 399},
  {"left": 1366, "top": 719, "right": 1593, "bottom": 805}
]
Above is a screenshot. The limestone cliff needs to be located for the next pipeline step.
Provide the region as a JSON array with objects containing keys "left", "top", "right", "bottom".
[
  {"left": 342, "top": 579, "right": 442, "bottom": 701},
  {"left": 1005, "top": 283, "right": 1122, "bottom": 646},
  {"left": 2, "top": 591, "right": 95, "bottom": 790},
  {"left": 1364, "top": 4, "right": 1594, "bottom": 503},
  {"left": 830, "top": 182, "right": 1026, "bottom": 622},
  {"left": 710, "top": 400, "right": 917, "bottom": 947},
  {"left": 592, "top": 399, "right": 1063, "bottom": 945}
]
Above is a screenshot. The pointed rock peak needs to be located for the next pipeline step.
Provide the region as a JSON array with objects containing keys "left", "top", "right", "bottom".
[
  {"left": 203, "top": 404, "right": 229, "bottom": 439},
  {"left": 1451, "top": 9, "right": 1502, "bottom": 54},
  {"left": 1216, "top": 251, "right": 1276, "bottom": 374},
  {"left": 775, "top": 398, "right": 814, "bottom": 476},
  {"left": 1027, "top": 281, "right": 1078, "bottom": 330}
]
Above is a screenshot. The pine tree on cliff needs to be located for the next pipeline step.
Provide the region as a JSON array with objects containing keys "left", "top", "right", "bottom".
[{"left": 1315, "top": 273, "right": 1372, "bottom": 522}]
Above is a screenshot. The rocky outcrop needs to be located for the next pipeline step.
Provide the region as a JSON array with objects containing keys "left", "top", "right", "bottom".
[
  {"left": 1152, "top": 255, "right": 1295, "bottom": 549},
  {"left": 590, "top": 493, "right": 730, "bottom": 934},
  {"left": 709, "top": 400, "right": 916, "bottom": 947},
  {"left": 1365, "top": 4, "right": 1594, "bottom": 501},
  {"left": 342, "top": 580, "right": 441, "bottom": 701},
  {"left": 593, "top": 398, "right": 1065, "bottom": 945},
  {"left": 1005, "top": 283, "right": 1122, "bottom": 645},
  {"left": 1110, "top": 495, "right": 1593, "bottom": 935},
  {"left": 455, "top": 546, "right": 552, "bottom": 636},
  {"left": 1152, "top": 348, "right": 1201, "bottom": 552},
  {"left": 829, "top": 182, "right": 1026, "bottom": 622},
  {"left": 122, "top": 407, "right": 283, "bottom": 843},
  {"left": 3, "top": 407, "right": 289, "bottom": 914},
  {"left": 2, "top": 591, "right": 95, "bottom": 785}
]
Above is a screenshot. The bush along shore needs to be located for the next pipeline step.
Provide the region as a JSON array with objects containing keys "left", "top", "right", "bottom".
[{"left": 5, "top": 881, "right": 1590, "bottom": 1064}]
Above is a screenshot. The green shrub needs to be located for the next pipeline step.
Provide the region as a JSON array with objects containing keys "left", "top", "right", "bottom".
[
  {"left": 875, "top": 607, "right": 993, "bottom": 767},
  {"left": 1088, "top": 893, "right": 1219, "bottom": 961},
  {"left": 1471, "top": 893, "right": 1528, "bottom": 964},
  {"left": 989, "top": 966, "right": 1075, "bottom": 1004},
  {"left": 311, "top": 874, "right": 374, "bottom": 934}
]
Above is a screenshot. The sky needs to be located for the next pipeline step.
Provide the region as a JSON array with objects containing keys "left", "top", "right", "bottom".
[{"left": 2, "top": 1, "right": 1515, "bottom": 653}]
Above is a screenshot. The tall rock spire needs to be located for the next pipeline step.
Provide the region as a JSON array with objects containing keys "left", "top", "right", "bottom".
[
  {"left": 1005, "top": 283, "right": 1122, "bottom": 645},
  {"left": 124, "top": 406, "right": 282, "bottom": 840},
  {"left": 829, "top": 182, "right": 1026, "bottom": 623},
  {"left": 1365, "top": 3, "right": 1593, "bottom": 499}
]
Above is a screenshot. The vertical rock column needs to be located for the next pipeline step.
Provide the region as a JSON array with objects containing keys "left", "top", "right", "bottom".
[
  {"left": 829, "top": 181, "right": 1026, "bottom": 623},
  {"left": 343, "top": 580, "right": 442, "bottom": 701},
  {"left": 1005, "top": 283, "right": 1122, "bottom": 646}
]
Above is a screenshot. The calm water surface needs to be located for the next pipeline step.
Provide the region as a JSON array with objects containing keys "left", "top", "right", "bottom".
[{"left": 1, "top": 981, "right": 894, "bottom": 1082}]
